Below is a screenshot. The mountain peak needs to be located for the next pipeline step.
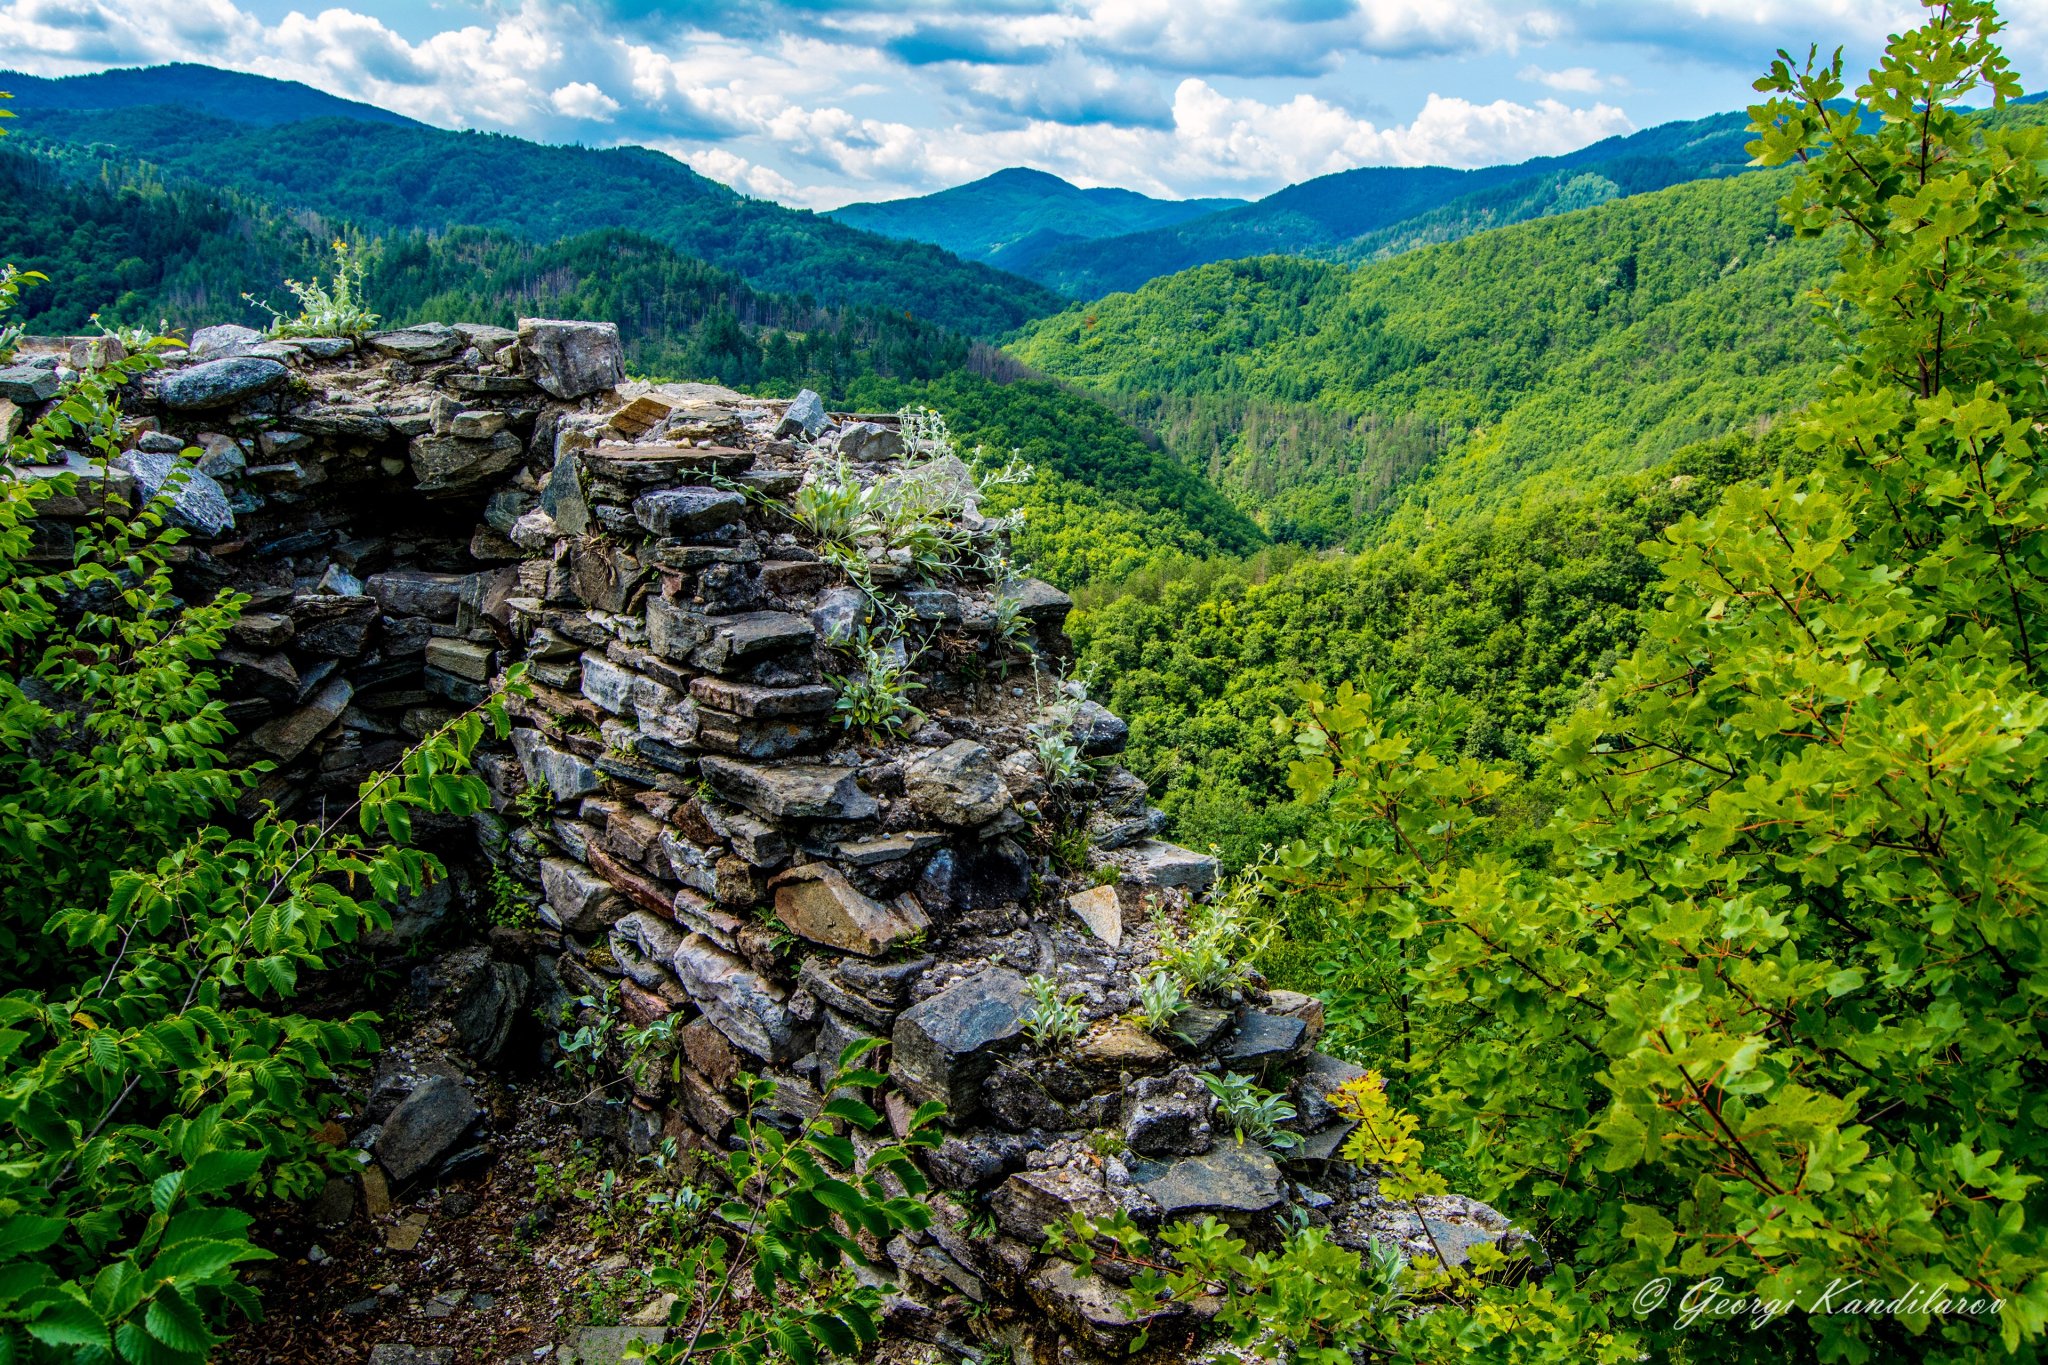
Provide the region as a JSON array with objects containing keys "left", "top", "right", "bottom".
[{"left": 0, "top": 62, "right": 426, "bottom": 129}]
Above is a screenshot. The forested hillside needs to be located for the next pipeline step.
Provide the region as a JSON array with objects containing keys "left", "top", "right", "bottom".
[
  {"left": 1025, "top": 110, "right": 1756, "bottom": 296},
  {"left": 828, "top": 167, "right": 1242, "bottom": 272},
  {"left": 1015, "top": 170, "right": 1832, "bottom": 544},
  {"left": 9, "top": 101, "right": 1059, "bottom": 336},
  {"left": 0, "top": 63, "right": 424, "bottom": 128}
]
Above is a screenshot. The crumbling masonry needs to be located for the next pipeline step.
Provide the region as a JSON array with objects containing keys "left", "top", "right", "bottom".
[{"left": 1, "top": 318, "right": 1520, "bottom": 1358}]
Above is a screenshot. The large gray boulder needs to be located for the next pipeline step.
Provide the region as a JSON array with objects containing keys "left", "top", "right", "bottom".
[
  {"left": 0, "top": 364, "right": 59, "bottom": 403},
  {"left": 159, "top": 356, "right": 289, "bottom": 410},
  {"left": 518, "top": 319, "right": 624, "bottom": 400},
  {"left": 891, "top": 969, "right": 1026, "bottom": 1117}
]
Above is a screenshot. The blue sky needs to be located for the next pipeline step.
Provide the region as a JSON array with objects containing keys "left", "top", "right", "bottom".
[{"left": 6, "top": 1, "right": 2042, "bottom": 209}]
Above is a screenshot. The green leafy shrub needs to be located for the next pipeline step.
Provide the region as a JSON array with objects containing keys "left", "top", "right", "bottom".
[
  {"left": 1155, "top": 877, "right": 1267, "bottom": 1002},
  {"left": 824, "top": 628, "right": 925, "bottom": 738},
  {"left": 243, "top": 238, "right": 380, "bottom": 338},
  {"left": 643, "top": 1040, "right": 944, "bottom": 1365},
  {"left": 1198, "top": 1071, "right": 1299, "bottom": 1152},
  {"left": 1250, "top": 6, "right": 2048, "bottom": 1358},
  {"left": 1020, "top": 974, "right": 1086, "bottom": 1049},
  {"left": 0, "top": 258, "right": 519, "bottom": 1360},
  {"left": 1130, "top": 971, "right": 1186, "bottom": 1035}
]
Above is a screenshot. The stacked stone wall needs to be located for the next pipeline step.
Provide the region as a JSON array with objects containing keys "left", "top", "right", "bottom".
[{"left": 4, "top": 319, "right": 1518, "bottom": 1358}]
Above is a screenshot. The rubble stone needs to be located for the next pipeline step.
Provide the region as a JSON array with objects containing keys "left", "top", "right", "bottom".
[
  {"left": 519, "top": 318, "right": 625, "bottom": 399},
  {"left": 773, "top": 864, "right": 930, "bottom": 958},
  {"left": 904, "top": 740, "right": 1009, "bottom": 826},
  {"left": 891, "top": 969, "right": 1026, "bottom": 1116},
  {"left": 375, "top": 1076, "right": 480, "bottom": 1183}
]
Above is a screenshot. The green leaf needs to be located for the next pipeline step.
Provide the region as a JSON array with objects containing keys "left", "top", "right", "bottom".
[
  {"left": 26, "top": 1298, "right": 109, "bottom": 1350},
  {"left": 820, "top": 1098, "right": 881, "bottom": 1130},
  {"left": 0, "top": 1215, "right": 68, "bottom": 1257},
  {"left": 142, "top": 1289, "right": 211, "bottom": 1356},
  {"left": 807, "top": 1311, "right": 857, "bottom": 1356},
  {"left": 183, "top": 1149, "right": 265, "bottom": 1195}
]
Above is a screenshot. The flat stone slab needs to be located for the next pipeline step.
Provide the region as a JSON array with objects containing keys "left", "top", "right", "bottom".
[
  {"left": 772, "top": 863, "right": 929, "bottom": 958},
  {"left": 367, "top": 323, "right": 464, "bottom": 361},
  {"left": 690, "top": 610, "right": 814, "bottom": 671},
  {"left": 583, "top": 443, "right": 755, "bottom": 483},
  {"left": 409, "top": 431, "right": 523, "bottom": 493},
  {"left": 1131, "top": 1143, "right": 1283, "bottom": 1219},
  {"left": 698, "top": 756, "right": 877, "bottom": 822},
  {"left": 689, "top": 677, "right": 836, "bottom": 718},
  {"left": 669, "top": 932, "right": 800, "bottom": 1063},
  {"left": 247, "top": 677, "right": 352, "bottom": 762},
  {"left": 632, "top": 487, "right": 744, "bottom": 537}
]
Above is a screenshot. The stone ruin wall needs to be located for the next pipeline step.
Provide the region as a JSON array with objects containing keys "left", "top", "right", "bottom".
[{"left": 2, "top": 319, "right": 1519, "bottom": 1358}]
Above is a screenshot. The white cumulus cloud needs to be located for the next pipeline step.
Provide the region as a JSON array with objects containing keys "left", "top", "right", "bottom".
[{"left": 551, "top": 81, "right": 622, "bottom": 121}]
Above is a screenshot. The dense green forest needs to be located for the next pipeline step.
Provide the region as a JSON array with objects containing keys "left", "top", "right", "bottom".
[
  {"left": 9, "top": 102, "right": 1058, "bottom": 336},
  {"left": 1021, "top": 109, "right": 1757, "bottom": 297},
  {"left": 1072, "top": 426, "right": 1798, "bottom": 868},
  {"left": 1015, "top": 170, "right": 1834, "bottom": 544},
  {"left": 0, "top": 148, "right": 969, "bottom": 390}
]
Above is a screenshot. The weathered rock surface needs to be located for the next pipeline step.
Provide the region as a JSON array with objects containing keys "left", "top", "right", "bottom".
[
  {"left": 698, "top": 757, "right": 877, "bottom": 822},
  {"left": 669, "top": 933, "right": 802, "bottom": 1063},
  {"left": 905, "top": 739, "right": 1010, "bottom": 826},
  {"left": 773, "top": 864, "right": 929, "bottom": 957},
  {"left": 158, "top": 356, "right": 289, "bottom": 409},
  {"left": 519, "top": 318, "right": 624, "bottom": 399},
  {"left": 376, "top": 1076, "right": 481, "bottom": 1183},
  {"left": 892, "top": 969, "right": 1025, "bottom": 1115},
  {"left": 122, "top": 451, "right": 235, "bottom": 535},
  {"left": 1132, "top": 1143, "right": 1284, "bottom": 1220}
]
